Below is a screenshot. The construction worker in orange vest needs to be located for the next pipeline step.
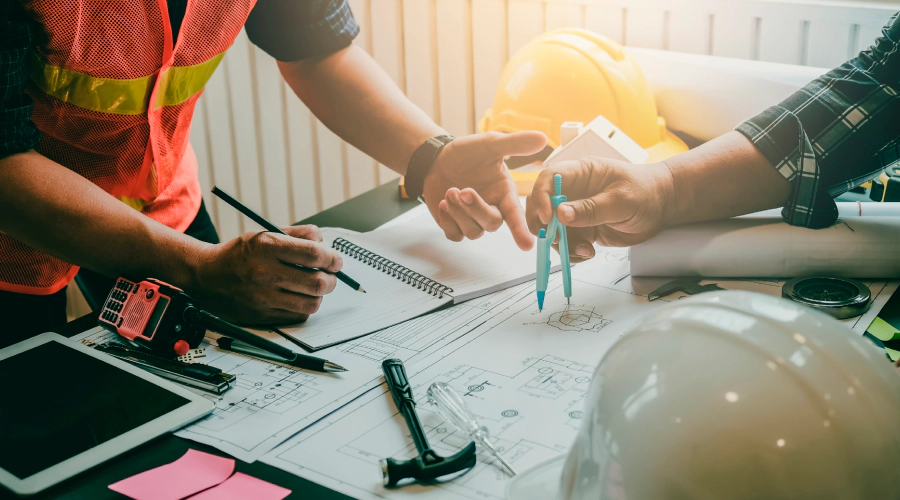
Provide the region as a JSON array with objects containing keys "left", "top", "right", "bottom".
[{"left": 0, "top": 0, "right": 546, "bottom": 344}]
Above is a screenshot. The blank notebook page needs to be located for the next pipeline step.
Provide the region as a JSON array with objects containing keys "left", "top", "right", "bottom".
[
  {"left": 344, "top": 211, "right": 558, "bottom": 302},
  {"left": 276, "top": 228, "right": 451, "bottom": 351}
]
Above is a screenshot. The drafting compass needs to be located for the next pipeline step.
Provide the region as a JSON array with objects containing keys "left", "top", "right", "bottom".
[
  {"left": 536, "top": 174, "right": 572, "bottom": 310},
  {"left": 781, "top": 277, "right": 871, "bottom": 319}
]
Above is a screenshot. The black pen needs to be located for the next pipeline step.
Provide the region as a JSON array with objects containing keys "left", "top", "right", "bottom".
[
  {"left": 217, "top": 336, "right": 347, "bottom": 373},
  {"left": 211, "top": 186, "right": 365, "bottom": 293}
]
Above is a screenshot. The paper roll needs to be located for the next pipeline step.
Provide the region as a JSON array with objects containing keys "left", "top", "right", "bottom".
[
  {"left": 629, "top": 216, "right": 900, "bottom": 278},
  {"left": 747, "top": 202, "right": 900, "bottom": 218},
  {"left": 628, "top": 48, "right": 827, "bottom": 142}
]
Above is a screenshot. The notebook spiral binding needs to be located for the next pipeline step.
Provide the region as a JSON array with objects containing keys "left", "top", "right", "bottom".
[{"left": 333, "top": 238, "right": 454, "bottom": 298}]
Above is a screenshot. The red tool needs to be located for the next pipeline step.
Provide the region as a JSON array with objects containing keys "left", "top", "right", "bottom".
[{"left": 98, "top": 278, "right": 205, "bottom": 357}]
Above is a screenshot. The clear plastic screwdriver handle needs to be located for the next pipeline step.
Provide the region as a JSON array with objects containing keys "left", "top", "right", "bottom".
[{"left": 426, "top": 382, "right": 517, "bottom": 476}]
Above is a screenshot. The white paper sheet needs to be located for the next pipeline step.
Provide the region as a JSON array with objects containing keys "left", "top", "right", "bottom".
[
  {"left": 76, "top": 286, "right": 533, "bottom": 462},
  {"left": 276, "top": 228, "right": 452, "bottom": 350},
  {"left": 261, "top": 274, "right": 656, "bottom": 500},
  {"left": 629, "top": 217, "right": 900, "bottom": 278},
  {"left": 351, "top": 211, "right": 559, "bottom": 302}
]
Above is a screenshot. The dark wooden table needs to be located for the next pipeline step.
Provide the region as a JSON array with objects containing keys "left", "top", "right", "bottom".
[{"left": 0, "top": 180, "right": 419, "bottom": 500}]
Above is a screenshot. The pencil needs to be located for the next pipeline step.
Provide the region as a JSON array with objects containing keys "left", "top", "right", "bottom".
[{"left": 211, "top": 186, "right": 365, "bottom": 293}]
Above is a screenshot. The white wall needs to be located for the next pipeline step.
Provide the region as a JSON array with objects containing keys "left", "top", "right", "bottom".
[{"left": 191, "top": 0, "right": 900, "bottom": 242}]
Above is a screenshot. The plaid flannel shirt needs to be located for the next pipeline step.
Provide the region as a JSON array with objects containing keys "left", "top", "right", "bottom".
[{"left": 736, "top": 12, "right": 900, "bottom": 228}]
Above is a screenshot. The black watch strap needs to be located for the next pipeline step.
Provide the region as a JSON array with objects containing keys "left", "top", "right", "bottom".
[{"left": 405, "top": 135, "right": 454, "bottom": 201}]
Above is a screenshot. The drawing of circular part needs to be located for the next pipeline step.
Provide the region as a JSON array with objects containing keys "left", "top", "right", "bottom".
[
  {"left": 502, "top": 410, "right": 519, "bottom": 418},
  {"left": 436, "top": 427, "right": 447, "bottom": 433},
  {"left": 576, "top": 377, "right": 591, "bottom": 383},
  {"left": 265, "top": 394, "right": 275, "bottom": 399},
  {"left": 569, "top": 411, "right": 583, "bottom": 419},
  {"left": 544, "top": 306, "right": 613, "bottom": 332},
  {"left": 538, "top": 367, "right": 554, "bottom": 375},
  {"left": 468, "top": 384, "right": 485, "bottom": 392}
]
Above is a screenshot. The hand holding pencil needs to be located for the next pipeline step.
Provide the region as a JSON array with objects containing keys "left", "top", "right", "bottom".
[
  {"left": 211, "top": 187, "right": 364, "bottom": 292},
  {"left": 179, "top": 187, "right": 362, "bottom": 326}
]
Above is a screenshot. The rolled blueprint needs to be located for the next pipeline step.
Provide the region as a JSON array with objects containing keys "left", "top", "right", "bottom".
[
  {"left": 629, "top": 216, "right": 900, "bottom": 278},
  {"left": 629, "top": 48, "right": 826, "bottom": 142},
  {"left": 747, "top": 202, "right": 900, "bottom": 218}
]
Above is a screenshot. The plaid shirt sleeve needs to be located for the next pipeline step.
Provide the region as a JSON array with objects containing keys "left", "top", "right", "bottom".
[
  {"left": 244, "top": 0, "right": 360, "bottom": 62},
  {"left": 0, "top": 1, "right": 41, "bottom": 159},
  {"left": 736, "top": 12, "right": 900, "bottom": 229}
]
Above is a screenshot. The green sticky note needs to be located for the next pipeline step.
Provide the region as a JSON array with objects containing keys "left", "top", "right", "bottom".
[
  {"left": 886, "top": 348, "right": 900, "bottom": 362},
  {"left": 867, "top": 317, "right": 900, "bottom": 342}
]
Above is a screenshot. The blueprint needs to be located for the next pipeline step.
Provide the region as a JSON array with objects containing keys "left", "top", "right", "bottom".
[
  {"left": 260, "top": 273, "right": 663, "bottom": 499},
  {"left": 76, "top": 283, "right": 533, "bottom": 462},
  {"left": 260, "top": 256, "right": 898, "bottom": 499}
]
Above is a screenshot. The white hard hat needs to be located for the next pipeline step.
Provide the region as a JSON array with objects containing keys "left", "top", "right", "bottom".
[{"left": 507, "top": 291, "right": 900, "bottom": 500}]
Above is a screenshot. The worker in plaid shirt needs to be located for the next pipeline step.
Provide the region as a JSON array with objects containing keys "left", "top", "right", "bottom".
[{"left": 527, "top": 12, "right": 899, "bottom": 258}]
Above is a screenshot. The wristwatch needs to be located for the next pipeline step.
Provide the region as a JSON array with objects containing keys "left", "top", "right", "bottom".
[{"left": 404, "top": 135, "right": 454, "bottom": 201}]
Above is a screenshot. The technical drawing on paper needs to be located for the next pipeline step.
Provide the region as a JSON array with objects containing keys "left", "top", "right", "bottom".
[
  {"left": 597, "top": 247, "right": 628, "bottom": 262},
  {"left": 331, "top": 355, "right": 592, "bottom": 499},
  {"left": 185, "top": 282, "right": 535, "bottom": 461},
  {"left": 527, "top": 306, "right": 613, "bottom": 332},
  {"left": 338, "top": 341, "right": 395, "bottom": 362},
  {"left": 191, "top": 359, "right": 322, "bottom": 433}
]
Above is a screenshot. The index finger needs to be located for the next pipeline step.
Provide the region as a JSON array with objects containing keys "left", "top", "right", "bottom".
[
  {"left": 530, "top": 168, "right": 557, "bottom": 225},
  {"left": 487, "top": 130, "right": 548, "bottom": 159},
  {"left": 532, "top": 159, "right": 601, "bottom": 224},
  {"left": 498, "top": 189, "right": 533, "bottom": 251},
  {"left": 266, "top": 233, "right": 344, "bottom": 272},
  {"left": 283, "top": 224, "right": 323, "bottom": 242}
]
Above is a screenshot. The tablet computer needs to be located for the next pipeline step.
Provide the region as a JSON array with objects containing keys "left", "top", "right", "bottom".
[{"left": 0, "top": 332, "right": 214, "bottom": 496}]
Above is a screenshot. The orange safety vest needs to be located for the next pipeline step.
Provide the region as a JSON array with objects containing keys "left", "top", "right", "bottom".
[{"left": 2, "top": 0, "right": 255, "bottom": 295}]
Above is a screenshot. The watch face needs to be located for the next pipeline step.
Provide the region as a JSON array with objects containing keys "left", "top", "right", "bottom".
[
  {"left": 782, "top": 277, "right": 871, "bottom": 319},
  {"left": 792, "top": 277, "right": 859, "bottom": 303}
]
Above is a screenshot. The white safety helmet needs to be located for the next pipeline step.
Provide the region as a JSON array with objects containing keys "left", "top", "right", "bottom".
[{"left": 507, "top": 291, "right": 900, "bottom": 500}]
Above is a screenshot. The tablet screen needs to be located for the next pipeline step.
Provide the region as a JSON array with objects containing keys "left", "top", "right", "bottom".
[{"left": 0, "top": 341, "right": 191, "bottom": 479}]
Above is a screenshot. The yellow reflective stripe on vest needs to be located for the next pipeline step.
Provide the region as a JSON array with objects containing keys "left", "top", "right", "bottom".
[
  {"left": 30, "top": 51, "right": 225, "bottom": 115},
  {"left": 154, "top": 53, "right": 224, "bottom": 109},
  {"left": 30, "top": 54, "right": 151, "bottom": 115}
]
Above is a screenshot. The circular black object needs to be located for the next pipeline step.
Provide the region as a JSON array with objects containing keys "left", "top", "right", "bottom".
[{"left": 782, "top": 277, "right": 871, "bottom": 319}]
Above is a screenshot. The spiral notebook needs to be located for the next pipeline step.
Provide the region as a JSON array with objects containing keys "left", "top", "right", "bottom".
[{"left": 276, "top": 220, "right": 557, "bottom": 351}]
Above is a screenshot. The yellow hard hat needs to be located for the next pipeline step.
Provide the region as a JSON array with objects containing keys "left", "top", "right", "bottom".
[{"left": 480, "top": 28, "right": 687, "bottom": 165}]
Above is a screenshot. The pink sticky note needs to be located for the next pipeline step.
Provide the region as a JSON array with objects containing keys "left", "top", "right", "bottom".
[
  {"left": 109, "top": 449, "right": 235, "bottom": 500},
  {"left": 188, "top": 472, "right": 291, "bottom": 500}
]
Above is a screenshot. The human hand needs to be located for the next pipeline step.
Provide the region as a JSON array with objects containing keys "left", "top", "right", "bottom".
[
  {"left": 423, "top": 131, "right": 547, "bottom": 250},
  {"left": 526, "top": 158, "right": 675, "bottom": 261},
  {"left": 188, "top": 225, "right": 343, "bottom": 325}
]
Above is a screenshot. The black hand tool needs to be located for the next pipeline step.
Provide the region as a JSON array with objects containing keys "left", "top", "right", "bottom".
[
  {"left": 648, "top": 278, "right": 725, "bottom": 301},
  {"left": 379, "top": 359, "right": 476, "bottom": 487}
]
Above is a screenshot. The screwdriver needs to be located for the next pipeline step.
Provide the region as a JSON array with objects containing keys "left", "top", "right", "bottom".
[{"left": 426, "top": 382, "right": 517, "bottom": 476}]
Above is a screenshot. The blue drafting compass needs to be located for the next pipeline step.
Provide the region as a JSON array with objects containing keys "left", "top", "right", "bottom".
[{"left": 536, "top": 174, "right": 572, "bottom": 311}]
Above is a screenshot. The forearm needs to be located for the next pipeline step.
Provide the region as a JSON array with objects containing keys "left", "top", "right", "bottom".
[
  {"left": 664, "top": 131, "right": 792, "bottom": 225},
  {"left": 279, "top": 45, "right": 444, "bottom": 174},
  {"left": 0, "top": 151, "right": 206, "bottom": 286}
]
